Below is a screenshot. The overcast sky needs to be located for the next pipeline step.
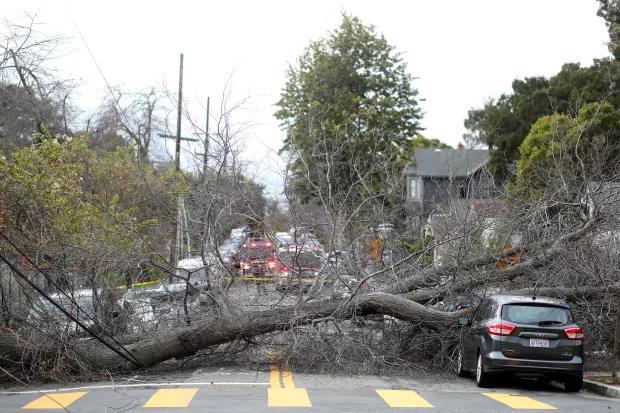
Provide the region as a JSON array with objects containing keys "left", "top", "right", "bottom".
[{"left": 3, "top": 0, "right": 611, "bottom": 195}]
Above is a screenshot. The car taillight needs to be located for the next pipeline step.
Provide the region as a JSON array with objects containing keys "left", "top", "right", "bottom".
[
  {"left": 564, "top": 327, "right": 584, "bottom": 340},
  {"left": 251, "top": 243, "right": 256, "bottom": 248},
  {"left": 486, "top": 323, "right": 515, "bottom": 336},
  {"left": 267, "top": 259, "right": 276, "bottom": 268},
  {"left": 266, "top": 242, "right": 272, "bottom": 247},
  {"left": 280, "top": 266, "right": 288, "bottom": 272},
  {"left": 242, "top": 243, "right": 247, "bottom": 248},
  {"left": 242, "top": 261, "right": 251, "bottom": 269}
]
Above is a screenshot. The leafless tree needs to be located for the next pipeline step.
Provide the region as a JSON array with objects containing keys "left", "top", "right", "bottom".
[
  {"left": 0, "top": 12, "right": 75, "bottom": 154},
  {"left": 92, "top": 86, "right": 167, "bottom": 161}
]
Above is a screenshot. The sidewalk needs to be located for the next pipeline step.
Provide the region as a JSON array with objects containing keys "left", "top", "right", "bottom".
[{"left": 584, "top": 372, "right": 620, "bottom": 398}]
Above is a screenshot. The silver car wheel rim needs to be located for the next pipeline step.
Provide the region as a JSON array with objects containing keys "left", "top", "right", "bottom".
[{"left": 476, "top": 356, "right": 481, "bottom": 382}]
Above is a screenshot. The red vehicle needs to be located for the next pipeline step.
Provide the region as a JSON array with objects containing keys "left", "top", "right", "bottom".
[
  {"left": 238, "top": 237, "right": 276, "bottom": 276},
  {"left": 276, "top": 251, "right": 322, "bottom": 292}
]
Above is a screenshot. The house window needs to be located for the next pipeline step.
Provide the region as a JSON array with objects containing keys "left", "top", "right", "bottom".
[
  {"left": 458, "top": 184, "right": 466, "bottom": 199},
  {"left": 409, "top": 177, "right": 422, "bottom": 199}
]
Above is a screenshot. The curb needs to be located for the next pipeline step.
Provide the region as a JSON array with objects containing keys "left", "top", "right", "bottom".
[{"left": 583, "top": 379, "right": 620, "bottom": 398}]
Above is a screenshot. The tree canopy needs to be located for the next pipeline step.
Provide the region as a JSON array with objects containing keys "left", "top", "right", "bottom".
[
  {"left": 514, "top": 102, "right": 620, "bottom": 197},
  {"left": 276, "top": 13, "right": 423, "bottom": 202},
  {"left": 598, "top": 0, "right": 620, "bottom": 60},
  {"left": 464, "top": 58, "right": 620, "bottom": 170},
  {"left": 0, "top": 132, "right": 175, "bottom": 287},
  {"left": 409, "top": 135, "right": 452, "bottom": 150}
]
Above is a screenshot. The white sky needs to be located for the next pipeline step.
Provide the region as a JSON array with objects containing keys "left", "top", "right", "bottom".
[{"left": 2, "top": 0, "right": 611, "bottom": 195}]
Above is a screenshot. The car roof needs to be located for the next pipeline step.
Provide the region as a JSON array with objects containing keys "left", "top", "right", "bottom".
[{"left": 488, "top": 294, "right": 569, "bottom": 308}]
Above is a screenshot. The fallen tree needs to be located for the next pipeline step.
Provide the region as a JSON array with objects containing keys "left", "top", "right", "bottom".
[
  {"left": 0, "top": 215, "right": 605, "bottom": 375},
  {"left": 60, "top": 293, "right": 467, "bottom": 371},
  {"left": 1, "top": 75, "right": 620, "bottom": 382}
]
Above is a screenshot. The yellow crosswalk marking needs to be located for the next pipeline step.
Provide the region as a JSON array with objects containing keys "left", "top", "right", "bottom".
[
  {"left": 268, "top": 388, "right": 312, "bottom": 407},
  {"left": 482, "top": 393, "right": 557, "bottom": 410},
  {"left": 282, "top": 370, "right": 295, "bottom": 388},
  {"left": 143, "top": 388, "right": 198, "bottom": 408},
  {"left": 376, "top": 390, "right": 433, "bottom": 408},
  {"left": 268, "top": 362, "right": 311, "bottom": 406},
  {"left": 22, "top": 392, "right": 87, "bottom": 409},
  {"left": 270, "top": 363, "right": 282, "bottom": 388}
]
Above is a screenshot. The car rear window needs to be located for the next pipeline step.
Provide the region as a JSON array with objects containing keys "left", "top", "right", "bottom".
[
  {"left": 279, "top": 253, "right": 321, "bottom": 268},
  {"left": 501, "top": 304, "right": 572, "bottom": 326},
  {"left": 244, "top": 249, "right": 272, "bottom": 259}
]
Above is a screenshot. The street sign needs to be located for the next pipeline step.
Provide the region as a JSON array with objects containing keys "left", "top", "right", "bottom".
[{"left": 371, "top": 238, "right": 384, "bottom": 261}]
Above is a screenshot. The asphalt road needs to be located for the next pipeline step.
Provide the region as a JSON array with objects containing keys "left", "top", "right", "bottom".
[{"left": 1, "top": 366, "right": 619, "bottom": 412}]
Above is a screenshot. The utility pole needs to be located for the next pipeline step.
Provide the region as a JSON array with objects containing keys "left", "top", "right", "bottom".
[
  {"left": 196, "top": 96, "right": 211, "bottom": 176},
  {"left": 160, "top": 54, "right": 198, "bottom": 170},
  {"left": 159, "top": 53, "right": 198, "bottom": 269},
  {"left": 195, "top": 96, "right": 211, "bottom": 280},
  {"left": 203, "top": 96, "right": 210, "bottom": 176},
  {"left": 175, "top": 53, "right": 184, "bottom": 171}
]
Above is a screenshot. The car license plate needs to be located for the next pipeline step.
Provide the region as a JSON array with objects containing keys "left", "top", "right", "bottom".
[{"left": 530, "top": 338, "right": 549, "bottom": 348}]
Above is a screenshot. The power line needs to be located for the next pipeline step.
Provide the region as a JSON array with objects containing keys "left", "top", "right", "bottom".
[
  {"left": 0, "top": 250, "right": 141, "bottom": 368},
  {"left": 0, "top": 232, "right": 143, "bottom": 367},
  {"left": 66, "top": 9, "right": 139, "bottom": 141}
]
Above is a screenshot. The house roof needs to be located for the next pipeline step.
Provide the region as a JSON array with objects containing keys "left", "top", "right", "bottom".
[{"left": 406, "top": 148, "right": 490, "bottom": 178}]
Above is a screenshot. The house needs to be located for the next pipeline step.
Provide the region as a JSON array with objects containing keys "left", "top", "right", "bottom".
[{"left": 405, "top": 148, "right": 507, "bottom": 231}]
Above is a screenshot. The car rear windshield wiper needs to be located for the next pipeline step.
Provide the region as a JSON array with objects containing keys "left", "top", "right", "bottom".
[{"left": 538, "top": 320, "right": 563, "bottom": 326}]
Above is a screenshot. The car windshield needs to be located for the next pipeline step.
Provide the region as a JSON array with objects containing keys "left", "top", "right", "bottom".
[
  {"left": 502, "top": 304, "right": 572, "bottom": 326},
  {"left": 30, "top": 294, "right": 96, "bottom": 320},
  {"left": 276, "top": 234, "right": 292, "bottom": 244}
]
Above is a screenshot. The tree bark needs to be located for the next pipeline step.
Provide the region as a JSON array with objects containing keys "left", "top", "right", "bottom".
[{"left": 34, "top": 292, "right": 466, "bottom": 371}]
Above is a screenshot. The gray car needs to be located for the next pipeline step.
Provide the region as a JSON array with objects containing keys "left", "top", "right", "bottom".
[{"left": 456, "top": 295, "right": 584, "bottom": 392}]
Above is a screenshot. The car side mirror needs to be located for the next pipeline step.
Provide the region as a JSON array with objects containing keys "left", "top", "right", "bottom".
[{"left": 458, "top": 317, "right": 470, "bottom": 326}]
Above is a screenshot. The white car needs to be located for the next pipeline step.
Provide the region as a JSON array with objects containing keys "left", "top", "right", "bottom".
[
  {"left": 377, "top": 223, "right": 394, "bottom": 233},
  {"left": 230, "top": 226, "right": 250, "bottom": 239},
  {"left": 274, "top": 233, "right": 292, "bottom": 251}
]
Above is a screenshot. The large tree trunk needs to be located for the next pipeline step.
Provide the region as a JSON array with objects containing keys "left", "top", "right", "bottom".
[{"left": 66, "top": 293, "right": 466, "bottom": 371}]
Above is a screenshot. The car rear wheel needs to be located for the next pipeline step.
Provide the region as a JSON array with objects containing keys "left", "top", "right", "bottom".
[
  {"left": 456, "top": 348, "right": 468, "bottom": 378},
  {"left": 476, "top": 353, "right": 491, "bottom": 388},
  {"left": 564, "top": 376, "right": 582, "bottom": 392}
]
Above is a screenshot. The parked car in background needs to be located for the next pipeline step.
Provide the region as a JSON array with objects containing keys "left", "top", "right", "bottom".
[
  {"left": 217, "top": 239, "right": 241, "bottom": 266},
  {"left": 176, "top": 257, "right": 210, "bottom": 286},
  {"left": 274, "top": 232, "right": 293, "bottom": 251},
  {"left": 222, "top": 238, "right": 242, "bottom": 250},
  {"left": 277, "top": 252, "right": 322, "bottom": 277},
  {"left": 377, "top": 223, "right": 394, "bottom": 233},
  {"left": 117, "top": 289, "right": 156, "bottom": 333},
  {"left": 230, "top": 226, "right": 250, "bottom": 239},
  {"left": 456, "top": 295, "right": 584, "bottom": 392},
  {"left": 28, "top": 290, "right": 97, "bottom": 338},
  {"left": 289, "top": 226, "right": 305, "bottom": 237},
  {"left": 218, "top": 246, "right": 237, "bottom": 266},
  {"left": 28, "top": 289, "right": 125, "bottom": 338},
  {"left": 276, "top": 251, "right": 323, "bottom": 292}
]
